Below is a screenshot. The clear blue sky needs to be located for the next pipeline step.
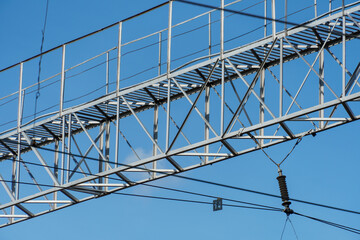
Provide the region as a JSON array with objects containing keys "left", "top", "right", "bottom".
[{"left": 0, "top": 0, "right": 360, "bottom": 239}]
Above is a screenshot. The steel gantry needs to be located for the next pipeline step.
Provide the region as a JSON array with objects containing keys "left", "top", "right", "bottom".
[{"left": 0, "top": 0, "right": 360, "bottom": 227}]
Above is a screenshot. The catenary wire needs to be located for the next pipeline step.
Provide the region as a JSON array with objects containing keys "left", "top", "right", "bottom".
[
  {"left": 288, "top": 217, "right": 299, "bottom": 240},
  {"left": 1, "top": 155, "right": 282, "bottom": 211},
  {"left": 294, "top": 211, "right": 360, "bottom": 235},
  {"left": 279, "top": 216, "right": 289, "bottom": 240},
  {"left": 0, "top": 141, "right": 282, "bottom": 211},
  {"left": 0, "top": 178, "right": 281, "bottom": 213},
  {"left": 2, "top": 138, "right": 360, "bottom": 216}
]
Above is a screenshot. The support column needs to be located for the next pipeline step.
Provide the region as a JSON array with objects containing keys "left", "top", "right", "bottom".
[
  {"left": 260, "top": 69, "right": 265, "bottom": 144},
  {"left": 166, "top": 0, "right": 172, "bottom": 151},
  {"left": 153, "top": 105, "right": 158, "bottom": 178},
  {"left": 54, "top": 139, "right": 59, "bottom": 208},
  {"left": 98, "top": 123, "right": 104, "bottom": 189},
  {"left": 106, "top": 52, "right": 109, "bottom": 96},
  {"left": 264, "top": 0, "right": 267, "bottom": 36},
  {"left": 319, "top": 50, "right": 324, "bottom": 128},
  {"left": 280, "top": 38, "right": 283, "bottom": 117},
  {"left": 105, "top": 121, "right": 110, "bottom": 189},
  {"left": 220, "top": 0, "right": 224, "bottom": 135},
  {"left": 66, "top": 114, "right": 72, "bottom": 183},
  {"left": 208, "top": 12, "right": 212, "bottom": 58},
  {"left": 153, "top": 31, "right": 162, "bottom": 178},
  {"left": 205, "top": 11, "right": 211, "bottom": 162},
  {"left": 60, "top": 45, "right": 66, "bottom": 115},
  {"left": 205, "top": 82, "right": 210, "bottom": 163},
  {"left": 271, "top": 0, "right": 276, "bottom": 39},
  {"left": 342, "top": 0, "right": 346, "bottom": 97},
  {"left": 61, "top": 116, "right": 66, "bottom": 185},
  {"left": 115, "top": 22, "right": 122, "bottom": 167}
]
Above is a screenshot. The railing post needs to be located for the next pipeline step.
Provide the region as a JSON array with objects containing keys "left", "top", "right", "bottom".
[
  {"left": 271, "top": 0, "right": 276, "bottom": 39},
  {"left": 220, "top": 0, "right": 225, "bottom": 135},
  {"left": 66, "top": 114, "right": 72, "bottom": 183},
  {"left": 264, "top": 0, "right": 267, "bottom": 36},
  {"left": 166, "top": 0, "right": 173, "bottom": 151},
  {"left": 115, "top": 22, "right": 122, "bottom": 167},
  {"left": 342, "top": 0, "right": 346, "bottom": 97},
  {"left": 14, "top": 62, "right": 24, "bottom": 215},
  {"left": 280, "top": 39, "right": 283, "bottom": 117},
  {"left": 60, "top": 45, "right": 66, "bottom": 115}
]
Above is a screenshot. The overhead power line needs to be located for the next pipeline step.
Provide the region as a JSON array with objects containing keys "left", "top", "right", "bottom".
[
  {"left": 2, "top": 138, "right": 360, "bottom": 217},
  {"left": 1, "top": 156, "right": 282, "bottom": 211},
  {"left": 0, "top": 178, "right": 280, "bottom": 213},
  {"left": 294, "top": 211, "right": 360, "bottom": 235}
]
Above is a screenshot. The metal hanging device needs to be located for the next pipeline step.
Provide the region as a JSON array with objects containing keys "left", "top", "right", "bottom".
[{"left": 277, "top": 169, "right": 293, "bottom": 215}]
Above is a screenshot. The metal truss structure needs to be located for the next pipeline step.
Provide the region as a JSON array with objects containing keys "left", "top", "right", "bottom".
[{"left": 0, "top": 0, "right": 360, "bottom": 227}]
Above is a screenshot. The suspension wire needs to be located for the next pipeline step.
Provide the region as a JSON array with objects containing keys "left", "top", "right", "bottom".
[
  {"left": 225, "top": 64, "right": 310, "bottom": 168},
  {"left": 294, "top": 212, "right": 360, "bottom": 235},
  {"left": 288, "top": 217, "right": 300, "bottom": 240},
  {"left": 251, "top": 129, "right": 312, "bottom": 168},
  {"left": 280, "top": 216, "right": 289, "bottom": 240},
  {"left": 33, "top": 0, "right": 50, "bottom": 137},
  {"left": 2, "top": 138, "right": 360, "bottom": 215}
]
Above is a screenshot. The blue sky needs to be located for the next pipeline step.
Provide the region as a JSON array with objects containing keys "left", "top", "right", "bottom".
[{"left": 0, "top": 0, "right": 360, "bottom": 239}]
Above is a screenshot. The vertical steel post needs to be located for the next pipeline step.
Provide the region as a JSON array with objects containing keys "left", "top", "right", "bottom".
[
  {"left": 319, "top": 49, "right": 324, "bottom": 128},
  {"left": 166, "top": 1, "right": 172, "bottom": 151},
  {"left": 153, "top": 104, "right": 158, "bottom": 178},
  {"left": 329, "top": 0, "right": 332, "bottom": 15},
  {"left": 61, "top": 115, "right": 66, "bottom": 185},
  {"left": 99, "top": 123, "right": 104, "bottom": 189},
  {"left": 60, "top": 45, "right": 66, "bottom": 115},
  {"left": 261, "top": 1, "right": 268, "bottom": 143},
  {"left": 105, "top": 121, "right": 110, "bottom": 188},
  {"left": 54, "top": 139, "right": 59, "bottom": 208},
  {"left": 205, "top": 80, "right": 210, "bottom": 163},
  {"left": 159, "top": 32, "right": 162, "bottom": 75},
  {"left": 166, "top": 79, "right": 171, "bottom": 151},
  {"left": 153, "top": 32, "right": 162, "bottom": 178},
  {"left": 264, "top": 0, "right": 267, "bottom": 36},
  {"left": 116, "top": 22, "right": 122, "bottom": 96},
  {"left": 115, "top": 22, "right": 122, "bottom": 167},
  {"left": 342, "top": 0, "right": 346, "bottom": 97},
  {"left": 220, "top": 0, "right": 225, "bottom": 135},
  {"left": 271, "top": 0, "right": 276, "bottom": 39},
  {"left": 284, "top": 0, "right": 287, "bottom": 35},
  {"left": 115, "top": 98, "right": 120, "bottom": 167},
  {"left": 280, "top": 38, "right": 283, "bottom": 117},
  {"left": 208, "top": 12, "right": 212, "bottom": 58},
  {"left": 14, "top": 63, "right": 23, "bottom": 206},
  {"left": 205, "top": 12, "right": 211, "bottom": 163},
  {"left": 66, "top": 114, "right": 72, "bottom": 183},
  {"left": 167, "top": 1, "right": 172, "bottom": 76},
  {"left": 260, "top": 69, "right": 265, "bottom": 143},
  {"left": 314, "top": 0, "right": 317, "bottom": 18},
  {"left": 106, "top": 52, "right": 109, "bottom": 95}
]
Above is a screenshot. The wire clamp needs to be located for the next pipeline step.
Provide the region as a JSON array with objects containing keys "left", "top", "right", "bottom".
[{"left": 213, "top": 197, "right": 223, "bottom": 211}]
